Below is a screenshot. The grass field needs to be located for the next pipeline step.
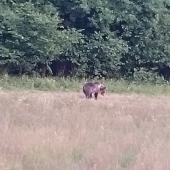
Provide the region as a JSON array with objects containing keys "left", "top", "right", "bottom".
[{"left": 0, "top": 90, "right": 170, "bottom": 170}]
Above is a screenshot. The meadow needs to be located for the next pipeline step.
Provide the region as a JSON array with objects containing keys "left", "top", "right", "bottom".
[{"left": 0, "top": 76, "right": 170, "bottom": 170}]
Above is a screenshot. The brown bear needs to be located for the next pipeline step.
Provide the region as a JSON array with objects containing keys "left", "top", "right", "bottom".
[{"left": 83, "top": 82, "right": 106, "bottom": 100}]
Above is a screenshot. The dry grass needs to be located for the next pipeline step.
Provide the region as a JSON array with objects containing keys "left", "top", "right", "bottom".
[{"left": 0, "top": 90, "right": 170, "bottom": 170}]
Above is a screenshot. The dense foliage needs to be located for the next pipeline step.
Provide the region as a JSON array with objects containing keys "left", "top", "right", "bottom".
[{"left": 1, "top": 0, "right": 170, "bottom": 80}]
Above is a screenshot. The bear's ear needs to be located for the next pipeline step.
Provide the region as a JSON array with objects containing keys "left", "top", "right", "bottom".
[{"left": 100, "top": 84, "right": 106, "bottom": 90}]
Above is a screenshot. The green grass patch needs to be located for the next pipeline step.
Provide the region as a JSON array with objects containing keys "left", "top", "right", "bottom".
[
  {"left": 118, "top": 147, "right": 138, "bottom": 169},
  {"left": 0, "top": 75, "right": 170, "bottom": 95}
]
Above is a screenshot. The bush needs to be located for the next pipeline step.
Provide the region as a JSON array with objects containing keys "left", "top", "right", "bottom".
[{"left": 133, "top": 68, "right": 165, "bottom": 84}]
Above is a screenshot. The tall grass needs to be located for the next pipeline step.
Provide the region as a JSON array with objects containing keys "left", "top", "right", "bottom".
[
  {"left": 0, "top": 75, "right": 170, "bottom": 95},
  {"left": 1, "top": 91, "right": 170, "bottom": 170}
]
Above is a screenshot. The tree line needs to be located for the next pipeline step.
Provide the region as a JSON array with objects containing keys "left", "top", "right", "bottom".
[{"left": 1, "top": 0, "right": 170, "bottom": 80}]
